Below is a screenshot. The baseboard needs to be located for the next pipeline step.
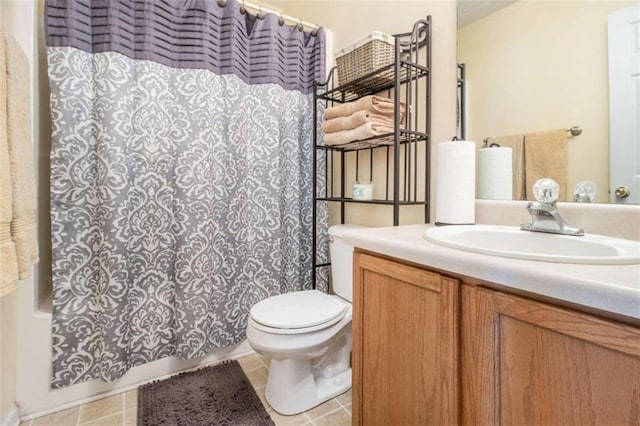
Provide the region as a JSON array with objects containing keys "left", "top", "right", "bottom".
[
  {"left": 19, "top": 349, "right": 256, "bottom": 421},
  {"left": 0, "top": 404, "right": 19, "bottom": 426}
]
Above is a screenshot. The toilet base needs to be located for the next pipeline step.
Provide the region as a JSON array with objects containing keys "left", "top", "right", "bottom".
[{"left": 265, "top": 358, "right": 352, "bottom": 416}]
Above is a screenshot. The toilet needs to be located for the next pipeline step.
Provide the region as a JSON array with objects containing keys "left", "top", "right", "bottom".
[{"left": 246, "top": 224, "right": 365, "bottom": 415}]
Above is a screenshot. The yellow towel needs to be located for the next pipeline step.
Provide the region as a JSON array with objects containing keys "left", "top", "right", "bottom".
[
  {"left": 524, "top": 129, "right": 568, "bottom": 201},
  {"left": 324, "top": 95, "right": 406, "bottom": 120},
  {"left": 0, "top": 33, "right": 19, "bottom": 297},
  {"left": 487, "top": 134, "right": 525, "bottom": 200},
  {"left": 1, "top": 32, "right": 38, "bottom": 294}
]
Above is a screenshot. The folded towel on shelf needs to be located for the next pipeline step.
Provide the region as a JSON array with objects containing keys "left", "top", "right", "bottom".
[
  {"left": 321, "top": 109, "right": 403, "bottom": 134},
  {"left": 524, "top": 128, "right": 568, "bottom": 201},
  {"left": 324, "top": 122, "right": 394, "bottom": 146},
  {"left": 0, "top": 32, "right": 38, "bottom": 295},
  {"left": 486, "top": 134, "right": 525, "bottom": 200},
  {"left": 324, "top": 95, "right": 406, "bottom": 120},
  {"left": 0, "top": 33, "right": 18, "bottom": 297}
]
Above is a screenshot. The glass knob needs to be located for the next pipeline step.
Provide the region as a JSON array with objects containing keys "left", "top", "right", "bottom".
[
  {"left": 573, "top": 180, "right": 597, "bottom": 203},
  {"left": 533, "top": 178, "right": 560, "bottom": 203}
]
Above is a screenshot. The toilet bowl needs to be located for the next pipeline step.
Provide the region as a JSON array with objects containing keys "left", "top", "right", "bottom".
[
  {"left": 246, "top": 291, "right": 352, "bottom": 415},
  {"left": 245, "top": 224, "right": 365, "bottom": 415}
]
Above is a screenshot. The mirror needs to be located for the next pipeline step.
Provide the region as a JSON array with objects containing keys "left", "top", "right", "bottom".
[{"left": 457, "top": 0, "right": 638, "bottom": 204}]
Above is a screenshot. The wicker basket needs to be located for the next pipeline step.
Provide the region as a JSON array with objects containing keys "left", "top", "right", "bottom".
[{"left": 335, "top": 31, "right": 395, "bottom": 90}]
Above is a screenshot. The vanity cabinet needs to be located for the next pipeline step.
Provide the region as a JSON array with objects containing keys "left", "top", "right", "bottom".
[
  {"left": 461, "top": 284, "right": 640, "bottom": 425},
  {"left": 353, "top": 250, "right": 640, "bottom": 425},
  {"left": 352, "top": 251, "right": 459, "bottom": 426}
]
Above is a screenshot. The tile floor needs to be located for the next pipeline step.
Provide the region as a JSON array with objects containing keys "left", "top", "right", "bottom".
[{"left": 19, "top": 354, "right": 352, "bottom": 426}]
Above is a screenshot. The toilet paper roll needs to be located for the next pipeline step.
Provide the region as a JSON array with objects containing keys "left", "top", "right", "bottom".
[
  {"left": 435, "top": 141, "right": 476, "bottom": 225},
  {"left": 478, "top": 147, "right": 513, "bottom": 200}
]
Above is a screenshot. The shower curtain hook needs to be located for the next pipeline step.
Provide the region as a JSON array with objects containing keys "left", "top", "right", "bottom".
[
  {"left": 311, "top": 25, "right": 319, "bottom": 36},
  {"left": 240, "top": 0, "right": 246, "bottom": 14},
  {"left": 216, "top": 0, "right": 227, "bottom": 7},
  {"left": 258, "top": 6, "right": 265, "bottom": 20},
  {"left": 278, "top": 13, "right": 285, "bottom": 26},
  {"left": 297, "top": 19, "right": 304, "bottom": 32}
]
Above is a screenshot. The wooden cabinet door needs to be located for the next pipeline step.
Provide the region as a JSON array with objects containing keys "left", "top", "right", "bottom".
[
  {"left": 352, "top": 251, "right": 459, "bottom": 426},
  {"left": 461, "top": 285, "right": 640, "bottom": 425}
]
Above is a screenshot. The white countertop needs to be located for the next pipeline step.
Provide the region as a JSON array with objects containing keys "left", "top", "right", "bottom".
[{"left": 343, "top": 224, "right": 640, "bottom": 320}]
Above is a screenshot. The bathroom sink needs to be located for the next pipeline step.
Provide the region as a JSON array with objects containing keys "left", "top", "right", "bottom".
[{"left": 423, "top": 225, "right": 640, "bottom": 265}]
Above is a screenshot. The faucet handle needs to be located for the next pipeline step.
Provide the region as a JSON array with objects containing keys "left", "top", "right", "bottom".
[
  {"left": 533, "top": 178, "right": 560, "bottom": 204},
  {"left": 573, "top": 180, "right": 598, "bottom": 203}
]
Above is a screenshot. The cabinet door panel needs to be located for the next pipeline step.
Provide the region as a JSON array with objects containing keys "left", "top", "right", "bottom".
[
  {"left": 353, "top": 252, "right": 458, "bottom": 426},
  {"left": 462, "top": 285, "right": 640, "bottom": 425},
  {"left": 500, "top": 316, "right": 640, "bottom": 425}
]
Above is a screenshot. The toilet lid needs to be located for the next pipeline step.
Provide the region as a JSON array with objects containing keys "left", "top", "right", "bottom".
[{"left": 250, "top": 290, "right": 347, "bottom": 330}]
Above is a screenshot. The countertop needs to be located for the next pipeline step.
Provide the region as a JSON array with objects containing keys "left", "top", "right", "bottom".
[{"left": 343, "top": 224, "right": 640, "bottom": 320}]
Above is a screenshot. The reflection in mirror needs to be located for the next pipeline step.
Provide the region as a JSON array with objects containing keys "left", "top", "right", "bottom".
[{"left": 457, "top": 0, "right": 638, "bottom": 204}]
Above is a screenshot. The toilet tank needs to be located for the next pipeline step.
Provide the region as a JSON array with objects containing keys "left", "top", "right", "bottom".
[{"left": 328, "top": 224, "right": 368, "bottom": 302}]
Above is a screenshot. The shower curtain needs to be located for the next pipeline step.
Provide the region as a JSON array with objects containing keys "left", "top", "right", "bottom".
[{"left": 45, "top": 0, "right": 325, "bottom": 388}]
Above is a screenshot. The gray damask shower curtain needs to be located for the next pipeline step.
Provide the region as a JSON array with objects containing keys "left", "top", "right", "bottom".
[{"left": 46, "top": 0, "right": 325, "bottom": 388}]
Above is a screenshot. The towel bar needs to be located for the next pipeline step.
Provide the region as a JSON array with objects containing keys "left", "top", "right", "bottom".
[
  {"left": 567, "top": 126, "right": 582, "bottom": 136},
  {"left": 483, "top": 125, "right": 582, "bottom": 146}
]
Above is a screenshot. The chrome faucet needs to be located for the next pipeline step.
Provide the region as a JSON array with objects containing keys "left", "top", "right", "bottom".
[{"left": 520, "top": 178, "right": 584, "bottom": 236}]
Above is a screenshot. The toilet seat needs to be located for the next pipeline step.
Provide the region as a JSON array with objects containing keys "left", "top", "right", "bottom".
[{"left": 250, "top": 290, "right": 348, "bottom": 335}]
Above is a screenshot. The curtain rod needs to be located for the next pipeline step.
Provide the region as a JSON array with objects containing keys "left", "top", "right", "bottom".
[{"left": 217, "top": 0, "right": 319, "bottom": 32}]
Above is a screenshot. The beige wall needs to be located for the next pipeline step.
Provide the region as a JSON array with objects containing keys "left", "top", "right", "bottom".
[
  {"left": 0, "top": 292, "right": 17, "bottom": 426},
  {"left": 458, "top": 0, "right": 634, "bottom": 203},
  {"left": 279, "top": 0, "right": 458, "bottom": 226}
]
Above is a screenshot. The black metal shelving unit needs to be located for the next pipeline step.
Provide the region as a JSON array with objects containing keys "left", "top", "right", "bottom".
[{"left": 312, "top": 17, "right": 432, "bottom": 289}]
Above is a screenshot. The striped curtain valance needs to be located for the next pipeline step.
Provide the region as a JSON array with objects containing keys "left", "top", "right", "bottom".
[{"left": 45, "top": 0, "right": 325, "bottom": 93}]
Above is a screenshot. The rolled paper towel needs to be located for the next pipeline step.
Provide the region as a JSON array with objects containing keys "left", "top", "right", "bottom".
[
  {"left": 435, "top": 141, "right": 476, "bottom": 225},
  {"left": 477, "top": 147, "right": 512, "bottom": 200}
]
